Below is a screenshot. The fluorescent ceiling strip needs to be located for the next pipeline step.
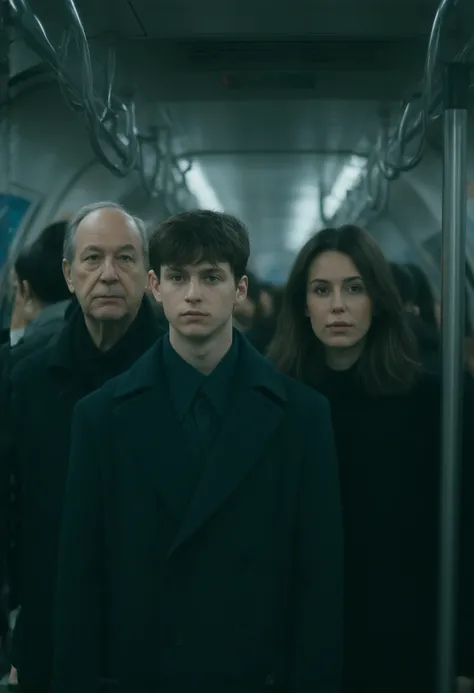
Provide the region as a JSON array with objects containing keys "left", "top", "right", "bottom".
[
  {"left": 322, "top": 155, "right": 366, "bottom": 220},
  {"left": 185, "top": 161, "right": 223, "bottom": 211},
  {"left": 285, "top": 185, "right": 321, "bottom": 252},
  {"left": 285, "top": 155, "right": 367, "bottom": 253}
]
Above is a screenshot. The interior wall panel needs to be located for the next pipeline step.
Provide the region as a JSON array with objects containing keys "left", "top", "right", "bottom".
[
  {"left": 369, "top": 105, "right": 474, "bottom": 301},
  {"left": 7, "top": 80, "right": 146, "bottom": 247}
]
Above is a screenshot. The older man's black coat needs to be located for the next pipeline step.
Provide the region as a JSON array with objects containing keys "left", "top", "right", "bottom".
[
  {"left": 1, "top": 299, "right": 162, "bottom": 687},
  {"left": 53, "top": 333, "right": 343, "bottom": 693}
]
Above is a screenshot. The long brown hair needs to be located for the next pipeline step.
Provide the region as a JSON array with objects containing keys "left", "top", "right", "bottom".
[{"left": 268, "top": 225, "right": 419, "bottom": 396}]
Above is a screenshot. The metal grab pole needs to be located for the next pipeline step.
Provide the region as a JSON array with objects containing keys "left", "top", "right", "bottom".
[
  {"left": 437, "top": 61, "right": 470, "bottom": 693},
  {"left": 0, "top": 0, "right": 10, "bottom": 317},
  {"left": 0, "top": 0, "right": 9, "bottom": 196}
]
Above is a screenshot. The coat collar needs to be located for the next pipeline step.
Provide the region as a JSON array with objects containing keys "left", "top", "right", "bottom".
[
  {"left": 112, "top": 329, "right": 288, "bottom": 555},
  {"left": 114, "top": 329, "right": 287, "bottom": 404},
  {"left": 48, "top": 298, "right": 159, "bottom": 376}
]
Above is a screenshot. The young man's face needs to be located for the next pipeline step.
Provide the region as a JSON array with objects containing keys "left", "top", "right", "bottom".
[{"left": 150, "top": 261, "right": 247, "bottom": 341}]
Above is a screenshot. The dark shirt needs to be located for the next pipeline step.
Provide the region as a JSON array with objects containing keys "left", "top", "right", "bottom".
[{"left": 163, "top": 333, "right": 239, "bottom": 462}]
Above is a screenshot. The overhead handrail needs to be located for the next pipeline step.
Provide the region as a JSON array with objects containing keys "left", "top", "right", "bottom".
[
  {"left": 8, "top": 0, "right": 193, "bottom": 208},
  {"left": 379, "top": 0, "right": 453, "bottom": 178},
  {"left": 10, "top": 0, "right": 473, "bottom": 228},
  {"left": 330, "top": 0, "right": 473, "bottom": 226}
]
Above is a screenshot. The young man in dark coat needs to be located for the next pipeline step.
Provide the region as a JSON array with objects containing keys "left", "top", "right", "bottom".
[
  {"left": 53, "top": 210, "right": 343, "bottom": 693},
  {"left": 1, "top": 201, "right": 162, "bottom": 692}
]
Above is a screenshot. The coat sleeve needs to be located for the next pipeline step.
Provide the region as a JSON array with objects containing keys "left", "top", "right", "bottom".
[
  {"left": 52, "top": 395, "right": 104, "bottom": 693},
  {"left": 289, "top": 395, "right": 343, "bottom": 693}
]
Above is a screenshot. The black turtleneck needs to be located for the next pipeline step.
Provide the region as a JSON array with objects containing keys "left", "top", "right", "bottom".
[
  {"left": 51, "top": 298, "right": 163, "bottom": 395},
  {"left": 317, "top": 366, "right": 473, "bottom": 693}
]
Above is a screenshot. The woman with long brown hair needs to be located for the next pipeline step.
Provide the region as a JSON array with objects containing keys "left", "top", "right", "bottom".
[{"left": 269, "top": 225, "right": 474, "bottom": 693}]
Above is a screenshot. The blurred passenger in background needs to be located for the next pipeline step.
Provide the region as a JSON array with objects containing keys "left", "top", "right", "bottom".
[
  {"left": 405, "top": 262, "right": 438, "bottom": 332},
  {"left": 0, "top": 201, "right": 161, "bottom": 693},
  {"left": 259, "top": 281, "right": 283, "bottom": 318},
  {"left": 0, "top": 221, "right": 71, "bottom": 376},
  {"left": 232, "top": 269, "right": 261, "bottom": 332},
  {"left": 0, "top": 220, "right": 71, "bottom": 680},
  {"left": 8, "top": 297, "right": 26, "bottom": 348},
  {"left": 392, "top": 262, "right": 474, "bottom": 377},
  {"left": 389, "top": 263, "right": 419, "bottom": 314},
  {"left": 233, "top": 270, "right": 283, "bottom": 353},
  {"left": 389, "top": 262, "right": 439, "bottom": 374},
  {"left": 246, "top": 281, "right": 283, "bottom": 354},
  {"left": 269, "top": 225, "right": 474, "bottom": 693}
]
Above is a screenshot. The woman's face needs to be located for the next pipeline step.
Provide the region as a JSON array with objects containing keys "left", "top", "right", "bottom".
[{"left": 306, "top": 250, "right": 373, "bottom": 354}]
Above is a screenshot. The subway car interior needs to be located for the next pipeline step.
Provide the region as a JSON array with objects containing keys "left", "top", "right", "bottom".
[{"left": 0, "top": 0, "right": 474, "bottom": 690}]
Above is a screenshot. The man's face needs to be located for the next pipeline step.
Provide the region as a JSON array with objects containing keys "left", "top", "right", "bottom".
[
  {"left": 150, "top": 261, "right": 247, "bottom": 341},
  {"left": 63, "top": 208, "right": 148, "bottom": 324}
]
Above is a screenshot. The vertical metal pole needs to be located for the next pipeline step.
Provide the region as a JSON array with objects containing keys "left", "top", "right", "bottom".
[
  {"left": 0, "top": 0, "right": 9, "bottom": 197},
  {"left": 0, "top": 0, "right": 10, "bottom": 322},
  {"left": 0, "top": 0, "right": 9, "bottom": 200},
  {"left": 437, "top": 61, "right": 470, "bottom": 693}
]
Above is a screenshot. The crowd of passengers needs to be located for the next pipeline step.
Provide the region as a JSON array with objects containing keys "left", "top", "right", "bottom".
[{"left": 0, "top": 203, "right": 473, "bottom": 693}]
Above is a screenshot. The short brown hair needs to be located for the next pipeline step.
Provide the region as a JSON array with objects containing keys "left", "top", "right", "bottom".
[
  {"left": 149, "top": 210, "right": 250, "bottom": 281},
  {"left": 268, "top": 225, "right": 419, "bottom": 396}
]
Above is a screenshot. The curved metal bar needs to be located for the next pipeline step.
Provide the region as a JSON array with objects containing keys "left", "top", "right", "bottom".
[
  {"left": 8, "top": 0, "right": 191, "bottom": 205},
  {"left": 334, "top": 0, "right": 473, "bottom": 225},
  {"left": 176, "top": 148, "right": 369, "bottom": 159},
  {"left": 380, "top": 0, "right": 455, "bottom": 175}
]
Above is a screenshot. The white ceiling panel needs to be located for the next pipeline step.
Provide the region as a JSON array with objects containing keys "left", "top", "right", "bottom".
[
  {"left": 164, "top": 100, "right": 378, "bottom": 254},
  {"left": 20, "top": 0, "right": 468, "bottom": 276},
  {"left": 130, "top": 0, "right": 442, "bottom": 38},
  {"left": 167, "top": 100, "right": 378, "bottom": 156}
]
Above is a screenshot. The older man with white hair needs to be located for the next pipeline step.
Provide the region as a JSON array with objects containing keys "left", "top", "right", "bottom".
[{"left": 1, "top": 201, "right": 162, "bottom": 693}]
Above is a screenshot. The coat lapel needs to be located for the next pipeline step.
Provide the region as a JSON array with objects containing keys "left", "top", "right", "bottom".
[
  {"left": 112, "top": 334, "right": 288, "bottom": 551},
  {"left": 112, "top": 340, "right": 192, "bottom": 518},
  {"left": 168, "top": 335, "right": 287, "bottom": 555}
]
